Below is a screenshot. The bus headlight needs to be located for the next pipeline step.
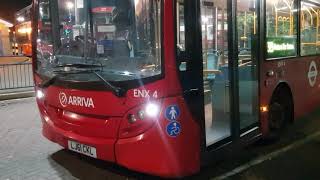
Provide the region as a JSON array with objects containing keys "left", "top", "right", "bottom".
[
  {"left": 136, "top": 103, "right": 159, "bottom": 120},
  {"left": 121, "top": 102, "right": 161, "bottom": 138},
  {"left": 36, "top": 90, "right": 45, "bottom": 99},
  {"left": 145, "top": 103, "right": 159, "bottom": 118}
]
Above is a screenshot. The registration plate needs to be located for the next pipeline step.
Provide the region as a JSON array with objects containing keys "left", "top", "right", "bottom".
[{"left": 68, "top": 140, "right": 97, "bottom": 158}]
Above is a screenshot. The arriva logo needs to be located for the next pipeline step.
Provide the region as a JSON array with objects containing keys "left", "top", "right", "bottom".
[{"left": 59, "top": 92, "right": 95, "bottom": 108}]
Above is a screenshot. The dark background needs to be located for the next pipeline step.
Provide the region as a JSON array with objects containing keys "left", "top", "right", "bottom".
[{"left": 0, "top": 0, "right": 32, "bottom": 22}]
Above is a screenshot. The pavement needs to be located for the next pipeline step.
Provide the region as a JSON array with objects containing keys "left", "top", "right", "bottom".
[
  {"left": 0, "top": 84, "right": 34, "bottom": 101},
  {"left": 0, "top": 88, "right": 34, "bottom": 101},
  {"left": 0, "top": 98, "right": 72, "bottom": 180},
  {"left": 0, "top": 56, "right": 34, "bottom": 99},
  {"left": 1, "top": 97, "right": 320, "bottom": 180},
  {"left": 0, "top": 56, "right": 31, "bottom": 65}
]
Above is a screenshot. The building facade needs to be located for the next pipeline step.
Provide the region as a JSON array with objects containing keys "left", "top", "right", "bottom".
[{"left": 0, "top": 18, "right": 13, "bottom": 56}]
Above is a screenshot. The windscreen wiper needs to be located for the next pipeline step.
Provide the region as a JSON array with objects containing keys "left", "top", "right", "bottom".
[
  {"left": 54, "top": 63, "right": 103, "bottom": 69},
  {"left": 54, "top": 64, "right": 127, "bottom": 97},
  {"left": 39, "top": 69, "right": 92, "bottom": 88},
  {"left": 39, "top": 63, "right": 102, "bottom": 88},
  {"left": 39, "top": 64, "right": 126, "bottom": 97},
  {"left": 91, "top": 71, "right": 126, "bottom": 97}
]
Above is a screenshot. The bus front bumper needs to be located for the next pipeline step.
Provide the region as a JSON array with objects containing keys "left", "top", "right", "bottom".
[
  {"left": 42, "top": 117, "right": 117, "bottom": 162},
  {"left": 41, "top": 115, "right": 198, "bottom": 178}
]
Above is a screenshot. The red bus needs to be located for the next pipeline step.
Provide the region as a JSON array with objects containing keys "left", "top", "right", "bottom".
[{"left": 32, "top": 0, "right": 320, "bottom": 177}]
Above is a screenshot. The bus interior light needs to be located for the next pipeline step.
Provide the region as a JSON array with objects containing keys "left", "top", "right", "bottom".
[
  {"left": 17, "top": 16, "right": 25, "bottom": 22},
  {"left": 66, "top": 2, "right": 74, "bottom": 9},
  {"left": 18, "top": 27, "right": 32, "bottom": 34}
]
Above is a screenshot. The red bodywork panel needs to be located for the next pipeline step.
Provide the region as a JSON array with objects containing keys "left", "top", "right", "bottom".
[
  {"left": 260, "top": 56, "right": 320, "bottom": 135},
  {"left": 33, "top": 0, "right": 200, "bottom": 177},
  {"left": 37, "top": 81, "right": 200, "bottom": 177},
  {"left": 115, "top": 97, "right": 200, "bottom": 177}
]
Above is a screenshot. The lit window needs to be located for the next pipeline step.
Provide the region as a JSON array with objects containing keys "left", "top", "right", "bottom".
[
  {"left": 266, "top": 0, "right": 297, "bottom": 59},
  {"left": 301, "top": 0, "right": 320, "bottom": 56}
]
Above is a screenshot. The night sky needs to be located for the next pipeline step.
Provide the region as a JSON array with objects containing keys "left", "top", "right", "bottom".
[{"left": 0, "top": 0, "right": 32, "bottom": 22}]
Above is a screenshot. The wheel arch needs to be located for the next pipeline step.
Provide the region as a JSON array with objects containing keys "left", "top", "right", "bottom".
[{"left": 269, "top": 82, "right": 295, "bottom": 123}]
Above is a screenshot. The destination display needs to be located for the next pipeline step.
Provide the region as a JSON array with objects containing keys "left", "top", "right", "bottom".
[{"left": 267, "top": 36, "right": 296, "bottom": 59}]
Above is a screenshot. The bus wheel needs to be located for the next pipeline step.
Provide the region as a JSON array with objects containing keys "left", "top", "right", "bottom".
[
  {"left": 269, "top": 102, "right": 286, "bottom": 133},
  {"left": 267, "top": 90, "right": 293, "bottom": 140}
]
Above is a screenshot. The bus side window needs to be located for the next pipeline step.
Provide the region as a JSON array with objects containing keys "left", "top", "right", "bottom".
[
  {"left": 176, "top": 0, "right": 187, "bottom": 71},
  {"left": 266, "top": 0, "right": 297, "bottom": 59},
  {"left": 301, "top": 1, "right": 320, "bottom": 56}
]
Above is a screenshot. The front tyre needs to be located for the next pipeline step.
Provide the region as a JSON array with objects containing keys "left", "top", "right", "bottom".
[
  {"left": 269, "top": 102, "right": 286, "bottom": 136},
  {"left": 266, "top": 90, "right": 293, "bottom": 140}
]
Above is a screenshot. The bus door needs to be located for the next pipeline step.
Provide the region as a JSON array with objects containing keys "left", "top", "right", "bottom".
[
  {"left": 176, "top": 0, "right": 260, "bottom": 149},
  {"left": 236, "top": 0, "right": 260, "bottom": 135}
]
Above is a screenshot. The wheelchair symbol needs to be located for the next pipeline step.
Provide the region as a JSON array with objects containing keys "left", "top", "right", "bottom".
[{"left": 166, "top": 121, "right": 181, "bottom": 137}]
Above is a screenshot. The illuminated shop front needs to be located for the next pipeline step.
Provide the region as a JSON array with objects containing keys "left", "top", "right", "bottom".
[{"left": 0, "top": 18, "right": 13, "bottom": 56}]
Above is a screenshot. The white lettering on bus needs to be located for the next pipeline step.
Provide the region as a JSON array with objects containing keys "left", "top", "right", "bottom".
[
  {"left": 267, "top": 42, "right": 295, "bottom": 53},
  {"left": 133, "top": 89, "right": 158, "bottom": 98},
  {"left": 278, "top": 61, "right": 286, "bottom": 68},
  {"left": 59, "top": 92, "right": 95, "bottom": 108},
  {"left": 67, "top": 96, "right": 94, "bottom": 108}
]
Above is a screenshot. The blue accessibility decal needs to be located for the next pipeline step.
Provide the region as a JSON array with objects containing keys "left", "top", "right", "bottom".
[
  {"left": 165, "top": 105, "right": 180, "bottom": 121},
  {"left": 166, "top": 121, "right": 181, "bottom": 137}
]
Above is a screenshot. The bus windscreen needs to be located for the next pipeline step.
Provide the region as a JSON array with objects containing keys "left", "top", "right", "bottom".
[{"left": 36, "top": 0, "right": 162, "bottom": 83}]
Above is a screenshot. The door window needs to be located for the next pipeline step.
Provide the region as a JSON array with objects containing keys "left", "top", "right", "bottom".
[
  {"left": 201, "top": 0, "right": 231, "bottom": 146},
  {"left": 177, "top": 0, "right": 186, "bottom": 52},
  {"left": 237, "top": 0, "right": 259, "bottom": 130}
]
